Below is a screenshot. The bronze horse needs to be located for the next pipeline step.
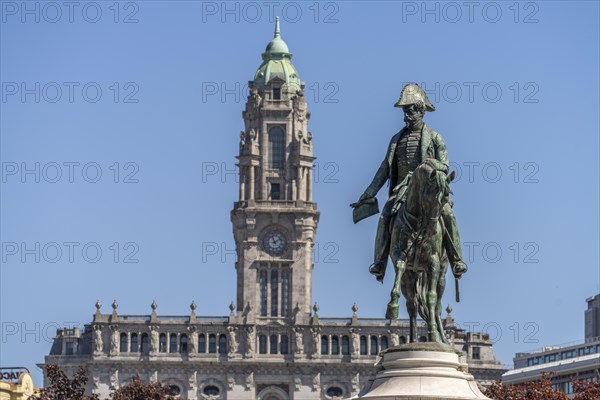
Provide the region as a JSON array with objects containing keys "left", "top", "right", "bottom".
[{"left": 385, "top": 160, "right": 455, "bottom": 343}]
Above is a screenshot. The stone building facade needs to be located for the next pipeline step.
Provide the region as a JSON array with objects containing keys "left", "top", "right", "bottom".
[{"left": 41, "top": 19, "right": 506, "bottom": 400}]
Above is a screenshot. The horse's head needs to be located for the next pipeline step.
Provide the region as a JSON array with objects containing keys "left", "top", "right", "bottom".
[{"left": 416, "top": 161, "right": 455, "bottom": 221}]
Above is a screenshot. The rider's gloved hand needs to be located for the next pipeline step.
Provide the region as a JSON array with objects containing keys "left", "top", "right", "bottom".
[{"left": 452, "top": 261, "right": 468, "bottom": 279}]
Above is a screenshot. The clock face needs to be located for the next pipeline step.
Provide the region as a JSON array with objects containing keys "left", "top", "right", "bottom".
[{"left": 262, "top": 231, "right": 287, "bottom": 256}]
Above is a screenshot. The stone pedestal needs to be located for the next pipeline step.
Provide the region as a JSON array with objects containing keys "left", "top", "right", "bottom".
[{"left": 352, "top": 342, "right": 491, "bottom": 400}]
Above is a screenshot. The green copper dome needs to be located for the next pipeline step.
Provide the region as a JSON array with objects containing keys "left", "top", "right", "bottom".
[{"left": 253, "top": 17, "right": 301, "bottom": 90}]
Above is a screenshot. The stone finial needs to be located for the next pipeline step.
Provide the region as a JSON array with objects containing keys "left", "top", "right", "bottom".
[
  {"left": 446, "top": 304, "right": 453, "bottom": 316},
  {"left": 313, "top": 302, "right": 319, "bottom": 315},
  {"left": 352, "top": 303, "right": 359, "bottom": 315},
  {"left": 112, "top": 300, "right": 118, "bottom": 311},
  {"left": 190, "top": 301, "right": 197, "bottom": 312},
  {"left": 95, "top": 300, "right": 102, "bottom": 311},
  {"left": 151, "top": 300, "right": 158, "bottom": 312},
  {"left": 229, "top": 301, "right": 235, "bottom": 313}
]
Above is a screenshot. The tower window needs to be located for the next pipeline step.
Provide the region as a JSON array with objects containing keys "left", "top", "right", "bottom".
[
  {"left": 271, "top": 270, "right": 279, "bottom": 317},
  {"left": 472, "top": 346, "right": 481, "bottom": 360},
  {"left": 259, "top": 269, "right": 268, "bottom": 317},
  {"left": 271, "top": 183, "right": 281, "bottom": 200},
  {"left": 281, "top": 269, "right": 290, "bottom": 317},
  {"left": 273, "top": 87, "right": 281, "bottom": 100},
  {"left": 258, "top": 263, "right": 290, "bottom": 317},
  {"left": 268, "top": 126, "right": 285, "bottom": 169}
]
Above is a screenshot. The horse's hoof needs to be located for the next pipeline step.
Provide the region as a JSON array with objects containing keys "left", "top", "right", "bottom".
[
  {"left": 369, "top": 263, "right": 385, "bottom": 282},
  {"left": 385, "top": 304, "right": 398, "bottom": 320}
]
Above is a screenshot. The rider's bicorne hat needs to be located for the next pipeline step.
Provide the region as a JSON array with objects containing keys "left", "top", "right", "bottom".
[{"left": 394, "top": 83, "right": 436, "bottom": 112}]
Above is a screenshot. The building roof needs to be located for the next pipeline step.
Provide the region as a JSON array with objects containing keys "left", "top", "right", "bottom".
[{"left": 252, "top": 17, "right": 301, "bottom": 90}]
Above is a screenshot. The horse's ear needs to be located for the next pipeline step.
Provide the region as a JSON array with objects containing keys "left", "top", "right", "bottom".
[{"left": 447, "top": 171, "right": 456, "bottom": 183}]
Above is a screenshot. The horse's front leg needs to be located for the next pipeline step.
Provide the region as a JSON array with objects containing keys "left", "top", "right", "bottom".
[
  {"left": 402, "top": 273, "right": 418, "bottom": 343},
  {"left": 385, "top": 258, "right": 406, "bottom": 320},
  {"left": 435, "top": 267, "right": 450, "bottom": 345},
  {"left": 427, "top": 256, "right": 441, "bottom": 342}
]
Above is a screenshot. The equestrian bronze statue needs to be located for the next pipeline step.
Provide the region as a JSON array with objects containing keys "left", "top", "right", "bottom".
[{"left": 351, "top": 83, "right": 467, "bottom": 343}]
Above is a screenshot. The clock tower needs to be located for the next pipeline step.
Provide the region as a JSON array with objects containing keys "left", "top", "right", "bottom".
[{"left": 231, "top": 18, "right": 319, "bottom": 324}]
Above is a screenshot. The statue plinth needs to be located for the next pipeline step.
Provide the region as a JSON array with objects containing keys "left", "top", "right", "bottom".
[{"left": 352, "top": 342, "right": 491, "bottom": 400}]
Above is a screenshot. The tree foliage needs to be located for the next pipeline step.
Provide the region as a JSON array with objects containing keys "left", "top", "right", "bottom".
[
  {"left": 39, "top": 365, "right": 99, "bottom": 400},
  {"left": 485, "top": 373, "right": 600, "bottom": 400},
  {"left": 110, "top": 375, "right": 177, "bottom": 400}
]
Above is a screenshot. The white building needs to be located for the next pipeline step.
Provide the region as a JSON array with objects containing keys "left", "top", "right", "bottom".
[
  {"left": 502, "top": 294, "right": 600, "bottom": 395},
  {"left": 41, "top": 19, "right": 506, "bottom": 400}
]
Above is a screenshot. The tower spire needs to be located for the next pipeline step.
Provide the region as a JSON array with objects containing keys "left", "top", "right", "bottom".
[{"left": 274, "top": 16, "right": 280, "bottom": 38}]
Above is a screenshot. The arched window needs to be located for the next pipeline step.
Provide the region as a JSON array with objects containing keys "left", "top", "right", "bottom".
[
  {"left": 180, "top": 334, "right": 188, "bottom": 353},
  {"left": 370, "top": 336, "right": 378, "bottom": 355},
  {"left": 326, "top": 387, "right": 344, "bottom": 398},
  {"left": 400, "top": 336, "right": 407, "bottom": 344},
  {"left": 360, "top": 335, "right": 367, "bottom": 355},
  {"left": 331, "top": 335, "right": 339, "bottom": 355},
  {"left": 259, "top": 270, "right": 268, "bottom": 317},
  {"left": 270, "top": 334, "right": 278, "bottom": 354},
  {"left": 259, "top": 335, "right": 268, "bottom": 354},
  {"left": 119, "top": 333, "right": 128, "bottom": 352},
  {"left": 271, "top": 270, "right": 279, "bottom": 316},
  {"left": 208, "top": 334, "right": 217, "bottom": 353},
  {"left": 203, "top": 386, "right": 220, "bottom": 396},
  {"left": 341, "top": 335, "right": 350, "bottom": 355},
  {"left": 159, "top": 333, "right": 167, "bottom": 352},
  {"left": 169, "top": 333, "right": 177, "bottom": 353},
  {"left": 130, "top": 333, "right": 138, "bottom": 352},
  {"left": 321, "top": 335, "right": 329, "bottom": 355},
  {"left": 141, "top": 333, "right": 149, "bottom": 353},
  {"left": 218, "top": 334, "right": 227, "bottom": 354},
  {"left": 198, "top": 334, "right": 206, "bottom": 353},
  {"left": 168, "top": 385, "right": 181, "bottom": 396},
  {"left": 381, "top": 336, "right": 389, "bottom": 351},
  {"left": 280, "top": 335, "right": 289, "bottom": 355},
  {"left": 268, "top": 126, "right": 285, "bottom": 169},
  {"left": 281, "top": 270, "right": 290, "bottom": 317}
]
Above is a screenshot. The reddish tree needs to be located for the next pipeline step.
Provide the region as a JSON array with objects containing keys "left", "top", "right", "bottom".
[
  {"left": 110, "top": 375, "right": 176, "bottom": 400},
  {"left": 39, "top": 365, "right": 99, "bottom": 400},
  {"left": 485, "top": 373, "right": 600, "bottom": 400},
  {"left": 572, "top": 378, "right": 600, "bottom": 400}
]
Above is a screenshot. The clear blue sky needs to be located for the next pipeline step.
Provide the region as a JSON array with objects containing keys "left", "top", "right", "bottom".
[{"left": 1, "top": 0, "right": 599, "bottom": 385}]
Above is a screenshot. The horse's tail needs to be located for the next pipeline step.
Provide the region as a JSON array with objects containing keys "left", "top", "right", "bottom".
[{"left": 415, "top": 271, "right": 430, "bottom": 322}]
